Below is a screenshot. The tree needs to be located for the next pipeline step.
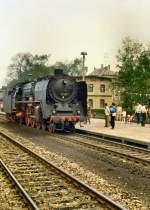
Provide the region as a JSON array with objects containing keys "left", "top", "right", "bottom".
[
  {"left": 54, "top": 58, "right": 83, "bottom": 76},
  {"left": 7, "top": 54, "right": 84, "bottom": 88},
  {"left": 7, "top": 53, "right": 53, "bottom": 87},
  {"left": 135, "top": 49, "right": 150, "bottom": 103},
  {"left": 7, "top": 53, "right": 33, "bottom": 80},
  {"left": 115, "top": 37, "right": 150, "bottom": 111},
  {"left": 20, "top": 54, "right": 53, "bottom": 81}
]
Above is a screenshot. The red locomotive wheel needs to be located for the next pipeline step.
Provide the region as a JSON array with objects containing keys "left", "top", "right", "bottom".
[
  {"left": 25, "top": 116, "right": 30, "bottom": 127},
  {"left": 19, "top": 118, "right": 23, "bottom": 125},
  {"left": 36, "top": 122, "right": 41, "bottom": 129},
  {"left": 48, "top": 123, "right": 55, "bottom": 133},
  {"left": 31, "top": 119, "right": 35, "bottom": 128},
  {"left": 52, "top": 123, "right": 56, "bottom": 133},
  {"left": 48, "top": 124, "right": 53, "bottom": 133}
]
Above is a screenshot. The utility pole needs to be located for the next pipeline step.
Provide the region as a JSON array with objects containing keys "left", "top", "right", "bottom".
[{"left": 80, "top": 51, "right": 87, "bottom": 81}]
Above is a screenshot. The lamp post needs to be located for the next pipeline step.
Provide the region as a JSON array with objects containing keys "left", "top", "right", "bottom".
[
  {"left": 81, "top": 51, "right": 87, "bottom": 81},
  {"left": 118, "top": 90, "right": 120, "bottom": 102}
]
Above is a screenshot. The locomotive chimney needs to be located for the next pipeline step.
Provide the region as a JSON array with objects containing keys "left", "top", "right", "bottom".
[{"left": 54, "top": 69, "right": 63, "bottom": 75}]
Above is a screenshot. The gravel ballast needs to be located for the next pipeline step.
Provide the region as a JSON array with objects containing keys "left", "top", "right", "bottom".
[{"left": 0, "top": 122, "right": 149, "bottom": 210}]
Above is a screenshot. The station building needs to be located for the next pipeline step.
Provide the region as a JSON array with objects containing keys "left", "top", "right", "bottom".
[
  {"left": 77, "top": 64, "right": 116, "bottom": 110},
  {"left": 86, "top": 65, "right": 115, "bottom": 109}
]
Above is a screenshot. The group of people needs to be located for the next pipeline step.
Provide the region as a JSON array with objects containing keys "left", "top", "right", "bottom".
[
  {"left": 115, "top": 105, "right": 134, "bottom": 123},
  {"left": 104, "top": 102, "right": 117, "bottom": 129},
  {"left": 104, "top": 102, "right": 149, "bottom": 129},
  {"left": 79, "top": 102, "right": 149, "bottom": 129},
  {"left": 135, "top": 103, "right": 148, "bottom": 126}
]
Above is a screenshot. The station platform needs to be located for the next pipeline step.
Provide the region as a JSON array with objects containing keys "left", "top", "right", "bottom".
[{"left": 76, "top": 118, "right": 150, "bottom": 149}]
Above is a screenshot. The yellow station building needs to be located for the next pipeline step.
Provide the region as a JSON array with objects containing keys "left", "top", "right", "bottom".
[{"left": 84, "top": 64, "right": 115, "bottom": 109}]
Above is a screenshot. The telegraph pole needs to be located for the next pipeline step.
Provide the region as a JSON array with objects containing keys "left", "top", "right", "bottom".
[{"left": 80, "top": 51, "right": 87, "bottom": 81}]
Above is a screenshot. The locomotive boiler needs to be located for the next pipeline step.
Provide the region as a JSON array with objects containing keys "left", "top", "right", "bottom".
[{"left": 3, "top": 69, "right": 87, "bottom": 132}]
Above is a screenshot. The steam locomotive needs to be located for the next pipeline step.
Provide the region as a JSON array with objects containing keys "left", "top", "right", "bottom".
[{"left": 3, "top": 69, "right": 87, "bottom": 132}]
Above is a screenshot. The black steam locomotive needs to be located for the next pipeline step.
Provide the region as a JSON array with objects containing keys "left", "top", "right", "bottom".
[{"left": 3, "top": 69, "right": 87, "bottom": 132}]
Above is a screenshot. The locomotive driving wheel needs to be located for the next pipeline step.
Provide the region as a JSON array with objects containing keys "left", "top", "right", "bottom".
[
  {"left": 31, "top": 119, "right": 35, "bottom": 128},
  {"left": 25, "top": 116, "right": 30, "bottom": 127},
  {"left": 19, "top": 117, "right": 23, "bottom": 125},
  {"left": 36, "top": 122, "right": 41, "bottom": 129},
  {"left": 48, "top": 122, "right": 55, "bottom": 133}
]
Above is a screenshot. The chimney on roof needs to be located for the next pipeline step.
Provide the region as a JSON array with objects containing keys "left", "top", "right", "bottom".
[{"left": 101, "top": 64, "right": 104, "bottom": 69}]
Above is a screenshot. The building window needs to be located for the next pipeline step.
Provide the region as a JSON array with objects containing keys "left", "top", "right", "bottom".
[
  {"left": 100, "top": 84, "right": 105, "bottom": 93},
  {"left": 100, "top": 99, "right": 105, "bottom": 108},
  {"left": 88, "top": 99, "right": 93, "bottom": 108},
  {"left": 88, "top": 84, "right": 93, "bottom": 92}
]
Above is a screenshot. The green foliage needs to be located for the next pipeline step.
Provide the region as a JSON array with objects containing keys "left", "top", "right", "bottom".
[
  {"left": 54, "top": 58, "right": 83, "bottom": 76},
  {"left": 6, "top": 53, "right": 84, "bottom": 88},
  {"left": 92, "top": 109, "right": 105, "bottom": 119},
  {"left": 115, "top": 37, "right": 150, "bottom": 109},
  {"left": 7, "top": 53, "right": 53, "bottom": 87}
]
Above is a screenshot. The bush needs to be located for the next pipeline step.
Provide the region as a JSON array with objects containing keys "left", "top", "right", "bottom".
[
  {"left": 126, "top": 108, "right": 134, "bottom": 115},
  {"left": 92, "top": 109, "right": 104, "bottom": 119}
]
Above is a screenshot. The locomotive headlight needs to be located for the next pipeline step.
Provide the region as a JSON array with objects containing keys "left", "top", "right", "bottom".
[
  {"left": 52, "top": 110, "right": 56, "bottom": 114},
  {"left": 63, "top": 79, "right": 68, "bottom": 85},
  {"left": 77, "top": 110, "right": 80, "bottom": 115}
]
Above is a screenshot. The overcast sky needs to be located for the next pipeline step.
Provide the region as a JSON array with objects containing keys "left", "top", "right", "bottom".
[{"left": 0, "top": 0, "right": 150, "bottom": 87}]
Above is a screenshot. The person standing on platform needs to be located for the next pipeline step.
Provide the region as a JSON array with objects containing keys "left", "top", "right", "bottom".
[
  {"left": 104, "top": 103, "right": 110, "bottom": 127},
  {"left": 121, "top": 110, "right": 127, "bottom": 123},
  {"left": 110, "top": 103, "right": 117, "bottom": 129},
  {"left": 135, "top": 103, "right": 142, "bottom": 124},
  {"left": 141, "top": 104, "right": 147, "bottom": 126},
  {"left": 116, "top": 104, "right": 122, "bottom": 121},
  {"left": 87, "top": 107, "right": 92, "bottom": 124}
]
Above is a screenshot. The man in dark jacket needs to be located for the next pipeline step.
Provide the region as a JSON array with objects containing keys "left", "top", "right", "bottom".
[{"left": 110, "top": 102, "right": 117, "bottom": 129}]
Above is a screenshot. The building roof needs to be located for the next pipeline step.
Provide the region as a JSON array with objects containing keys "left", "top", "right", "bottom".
[{"left": 89, "top": 64, "right": 115, "bottom": 78}]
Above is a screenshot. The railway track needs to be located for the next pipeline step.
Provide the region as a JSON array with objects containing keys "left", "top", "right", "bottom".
[
  {"left": 76, "top": 129, "right": 150, "bottom": 149},
  {"left": 55, "top": 133, "right": 150, "bottom": 168},
  {"left": 0, "top": 131, "right": 127, "bottom": 210},
  {"left": 0, "top": 113, "right": 149, "bottom": 167},
  {"left": 0, "top": 160, "right": 39, "bottom": 210}
]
